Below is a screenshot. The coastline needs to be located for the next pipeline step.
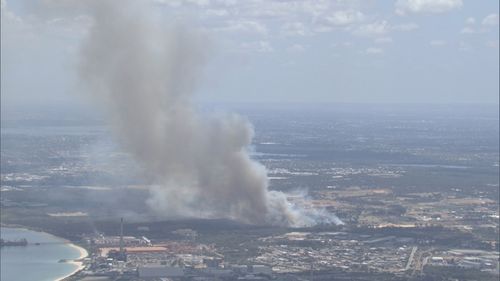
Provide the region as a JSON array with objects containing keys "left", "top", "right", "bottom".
[
  {"left": 55, "top": 243, "right": 89, "bottom": 281},
  {"left": 1, "top": 225, "right": 89, "bottom": 281}
]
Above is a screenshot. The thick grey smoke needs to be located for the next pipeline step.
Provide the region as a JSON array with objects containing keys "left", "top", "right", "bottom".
[{"left": 79, "top": 0, "right": 341, "bottom": 227}]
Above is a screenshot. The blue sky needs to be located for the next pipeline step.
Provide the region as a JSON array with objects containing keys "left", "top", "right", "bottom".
[{"left": 1, "top": 0, "right": 498, "bottom": 109}]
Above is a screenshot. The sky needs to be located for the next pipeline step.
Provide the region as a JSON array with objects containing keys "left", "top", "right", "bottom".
[{"left": 1, "top": 0, "right": 499, "bottom": 111}]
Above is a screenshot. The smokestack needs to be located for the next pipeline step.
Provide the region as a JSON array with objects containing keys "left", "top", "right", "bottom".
[{"left": 119, "top": 217, "right": 124, "bottom": 253}]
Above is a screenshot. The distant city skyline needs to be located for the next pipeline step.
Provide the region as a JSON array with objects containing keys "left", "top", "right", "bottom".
[{"left": 1, "top": 0, "right": 499, "bottom": 111}]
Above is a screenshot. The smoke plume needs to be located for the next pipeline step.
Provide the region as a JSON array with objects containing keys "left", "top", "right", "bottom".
[{"left": 79, "top": 0, "right": 341, "bottom": 227}]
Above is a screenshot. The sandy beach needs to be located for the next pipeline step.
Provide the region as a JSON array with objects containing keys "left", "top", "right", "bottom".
[
  {"left": 54, "top": 243, "right": 89, "bottom": 281},
  {"left": 1, "top": 226, "right": 91, "bottom": 281}
]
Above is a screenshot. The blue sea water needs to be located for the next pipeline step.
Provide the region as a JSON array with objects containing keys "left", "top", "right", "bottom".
[{"left": 0, "top": 227, "right": 83, "bottom": 281}]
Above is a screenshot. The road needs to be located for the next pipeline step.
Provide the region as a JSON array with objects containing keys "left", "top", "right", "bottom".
[{"left": 405, "top": 246, "right": 418, "bottom": 271}]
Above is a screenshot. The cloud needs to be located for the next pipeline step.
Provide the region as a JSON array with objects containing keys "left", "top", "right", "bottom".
[
  {"left": 214, "top": 0, "right": 237, "bottom": 6},
  {"left": 482, "top": 14, "right": 499, "bottom": 26},
  {"left": 240, "top": 40, "right": 273, "bottom": 53},
  {"left": 460, "top": 26, "right": 476, "bottom": 34},
  {"left": 155, "top": 0, "right": 210, "bottom": 7},
  {"left": 1, "top": 0, "right": 22, "bottom": 23},
  {"left": 205, "top": 9, "right": 229, "bottom": 17},
  {"left": 187, "top": 0, "right": 210, "bottom": 6},
  {"left": 429, "top": 40, "right": 446, "bottom": 47},
  {"left": 152, "top": 0, "right": 368, "bottom": 37},
  {"left": 395, "top": 0, "right": 462, "bottom": 15},
  {"left": 282, "top": 22, "right": 308, "bottom": 36},
  {"left": 216, "top": 20, "right": 268, "bottom": 35},
  {"left": 374, "top": 37, "right": 393, "bottom": 44},
  {"left": 392, "top": 22, "right": 419, "bottom": 31},
  {"left": 312, "top": 24, "right": 334, "bottom": 33},
  {"left": 465, "top": 17, "right": 475, "bottom": 25},
  {"left": 365, "top": 47, "right": 383, "bottom": 55},
  {"left": 307, "top": 8, "right": 365, "bottom": 33},
  {"left": 331, "top": 41, "right": 352, "bottom": 48},
  {"left": 460, "top": 15, "right": 497, "bottom": 34},
  {"left": 286, "top": 44, "right": 305, "bottom": 53},
  {"left": 354, "top": 20, "right": 389, "bottom": 37},
  {"left": 152, "top": 0, "right": 182, "bottom": 7},
  {"left": 354, "top": 21, "right": 417, "bottom": 37},
  {"left": 325, "top": 10, "right": 364, "bottom": 26}
]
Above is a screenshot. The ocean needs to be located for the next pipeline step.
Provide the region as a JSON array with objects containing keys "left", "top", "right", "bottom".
[{"left": 0, "top": 227, "right": 85, "bottom": 281}]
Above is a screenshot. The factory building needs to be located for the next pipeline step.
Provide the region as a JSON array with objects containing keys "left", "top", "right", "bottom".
[{"left": 138, "top": 266, "right": 184, "bottom": 279}]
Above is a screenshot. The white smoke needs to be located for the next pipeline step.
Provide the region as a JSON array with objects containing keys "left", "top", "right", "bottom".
[{"left": 78, "top": 0, "right": 342, "bottom": 227}]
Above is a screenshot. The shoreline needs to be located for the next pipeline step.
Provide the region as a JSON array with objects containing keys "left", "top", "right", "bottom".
[
  {"left": 1, "top": 225, "right": 89, "bottom": 281},
  {"left": 55, "top": 243, "right": 89, "bottom": 281}
]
